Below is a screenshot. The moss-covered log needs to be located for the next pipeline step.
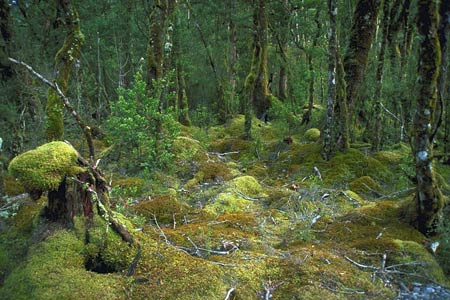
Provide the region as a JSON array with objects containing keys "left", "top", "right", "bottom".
[
  {"left": 413, "top": 0, "right": 443, "bottom": 236},
  {"left": 45, "top": 0, "right": 84, "bottom": 141}
]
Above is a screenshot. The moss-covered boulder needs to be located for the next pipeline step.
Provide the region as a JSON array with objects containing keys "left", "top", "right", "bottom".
[
  {"left": 8, "top": 142, "right": 84, "bottom": 192},
  {"left": 303, "top": 128, "right": 321, "bottom": 142}
]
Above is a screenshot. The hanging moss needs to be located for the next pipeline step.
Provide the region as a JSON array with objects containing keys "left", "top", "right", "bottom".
[{"left": 8, "top": 142, "right": 84, "bottom": 192}]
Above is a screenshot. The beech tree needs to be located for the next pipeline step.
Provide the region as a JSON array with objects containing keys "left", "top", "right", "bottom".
[{"left": 413, "top": 0, "right": 443, "bottom": 236}]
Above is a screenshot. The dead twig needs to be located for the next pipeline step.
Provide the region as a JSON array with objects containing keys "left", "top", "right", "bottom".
[{"left": 224, "top": 287, "right": 236, "bottom": 300}]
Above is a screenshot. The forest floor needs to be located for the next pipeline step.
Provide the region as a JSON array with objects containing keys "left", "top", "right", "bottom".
[{"left": 1, "top": 115, "right": 450, "bottom": 300}]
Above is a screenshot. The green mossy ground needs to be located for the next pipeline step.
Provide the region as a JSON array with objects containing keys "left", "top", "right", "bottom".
[{"left": 1, "top": 116, "right": 449, "bottom": 299}]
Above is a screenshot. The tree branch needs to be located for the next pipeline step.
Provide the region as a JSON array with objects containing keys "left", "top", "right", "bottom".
[{"left": 8, "top": 57, "right": 96, "bottom": 162}]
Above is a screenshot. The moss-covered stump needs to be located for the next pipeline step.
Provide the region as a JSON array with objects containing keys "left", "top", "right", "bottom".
[{"left": 8, "top": 142, "right": 84, "bottom": 196}]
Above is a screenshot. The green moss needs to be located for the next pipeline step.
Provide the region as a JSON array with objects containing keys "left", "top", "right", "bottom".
[
  {"left": 349, "top": 176, "right": 382, "bottom": 197},
  {"left": 391, "top": 239, "right": 448, "bottom": 284},
  {"left": 205, "top": 192, "right": 256, "bottom": 215},
  {"left": 0, "top": 230, "right": 125, "bottom": 300},
  {"left": 228, "top": 175, "right": 266, "bottom": 198},
  {"left": 133, "top": 193, "right": 192, "bottom": 225},
  {"left": 303, "top": 128, "right": 321, "bottom": 142},
  {"left": 8, "top": 142, "right": 84, "bottom": 192}
]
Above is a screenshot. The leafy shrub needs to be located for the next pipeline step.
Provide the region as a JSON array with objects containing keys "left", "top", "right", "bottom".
[{"left": 107, "top": 71, "right": 180, "bottom": 174}]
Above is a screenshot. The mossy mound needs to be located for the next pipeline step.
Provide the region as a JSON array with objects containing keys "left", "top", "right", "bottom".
[
  {"left": 303, "top": 128, "right": 321, "bottom": 142},
  {"left": 349, "top": 176, "right": 382, "bottom": 197},
  {"left": 8, "top": 142, "right": 84, "bottom": 192},
  {"left": 133, "top": 193, "right": 192, "bottom": 225},
  {"left": 205, "top": 192, "right": 256, "bottom": 215},
  {"left": 228, "top": 175, "right": 266, "bottom": 198}
]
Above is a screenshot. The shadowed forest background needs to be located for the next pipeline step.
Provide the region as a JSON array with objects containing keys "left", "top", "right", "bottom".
[{"left": 0, "top": 0, "right": 450, "bottom": 299}]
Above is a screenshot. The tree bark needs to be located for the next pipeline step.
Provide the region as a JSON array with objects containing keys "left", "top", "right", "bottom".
[
  {"left": 45, "top": 0, "right": 84, "bottom": 141},
  {"left": 413, "top": 0, "right": 443, "bottom": 236}
]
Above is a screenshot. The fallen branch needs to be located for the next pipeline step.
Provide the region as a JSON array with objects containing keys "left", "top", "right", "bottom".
[
  {"left": 224, "top": 287, "right": 236, "bottom": 300},
  {"left": 8, "top": 57, "right": 95, "bottom": 161}
]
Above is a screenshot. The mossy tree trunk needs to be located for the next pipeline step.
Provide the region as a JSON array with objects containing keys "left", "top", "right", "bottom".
[
  {"left": 322, "top": 0, "right": 337, "bottom": 161},
  {"left": 228, "top": 0, "right": 238, "bottom": 115},
  {"left": 252, "top": 0, "right": 271, "bottom": 119},
  {"left": 46, "top": 0, "right": 84, "bottom": 141},
  {"left": 301, "top": 9, "right": 321, "bottom": 126},
  {"left": 371, "top": 0, "right": 391, "bottom": 152},
  {"left": 277, "top": 0, "right": 289, "bottom": 102},
  {"left": 437, "top": 0, "right": 449, "bottom": 160},
  {"left": 343, "top": 0, "right": 381, "bottom": 128},
  {"left": 146, "top": 0, "right": 167, "bottom": 88},
  {"left": 172, "top": 4, "right": 190, "bottom": 126},
  {"left": 413, "top": 0, "right": 443, "bottom": 236}
]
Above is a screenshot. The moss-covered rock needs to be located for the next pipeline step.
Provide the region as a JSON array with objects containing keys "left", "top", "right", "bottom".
[
  {"left": 303, "top": 128, "right": 321, "bottom": 142},
  {"left": 8, "top": 142, "right": 84, "bottom": 192}
]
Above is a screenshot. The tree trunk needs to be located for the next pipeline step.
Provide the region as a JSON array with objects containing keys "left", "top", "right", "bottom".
[
  {"left": 277, "top": 0, "right": 289, "bottom": 101},
  {"left": 440, "top": 1, "right": 450, "bottom": 163},
  {"left": 228, "top": 0, "right": 238, "bottom": 115},
  {"left": 46, "top": 0, "right": 84, "bottom": 141},
  {"left": 413, "top": 0, "right": 443, "bottom": 236},
  {"left": 322, "top": 0, "right": 337, "bottom": 161},
  {"left": 437, "top": 0, "right": 449, "bottom": 159},
  {"left": 146, "top": 0, "right": 167, "bottom": 87},
  {"left": 301, "top": 9, "right": 321, "bottom": 125},
  {"left": 371, "top": 0, "right": 391, "bottom": 152},
  {"left": 343, "top": 0, "right": 381, "bottom": 123},
  {"left": 252, "top": 0, "right": 271, "bottom": 119}
]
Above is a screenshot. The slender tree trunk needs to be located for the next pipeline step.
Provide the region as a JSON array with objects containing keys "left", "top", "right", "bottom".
[
  {"left": 413, "top": 0, "right": 443, "bottom": 236},
  {"left": 343, "top": 0, "right": 381, "bottom": 124},
  {"left": 336, "top": 46, "right": 350, "bottom": 151},
  {"left": 301, "top": 9, "right": 321, "bottom": 125},
  {"left": 45, "top": 0, "right": 84, "bottom": 141},
  {"left": 439, "top": 1, "right": 450, "bottom": 162},
  {"left": 252, "top": 0, "right": 271, "bottom": 119},
  {"left": 146, "top": 0, "right": 167, "bottom": 87},
  {"left": 436, "top": 0, "right": 449, "bottom": 158},
  {"left": 277, "top": 0, "right": 289, "bottom": 101},
  {"left": 322, "top": 0, "right": 337, "bottom": 161},
  {"left": 372, "top": 0, "right": 391, "bottom": 151},
  {"left": 227, "top": 0, "right": 238, "bottom": 116}
]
